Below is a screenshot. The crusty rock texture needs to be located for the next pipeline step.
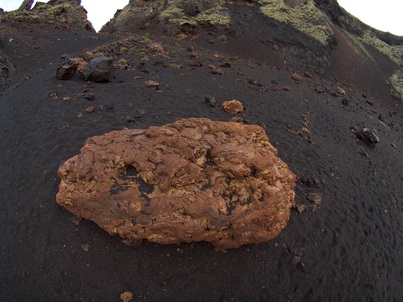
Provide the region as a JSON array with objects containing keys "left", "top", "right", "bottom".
[
  {"left": 222, "top": 100, "right": 244, "bottom": 114},
  {"left": 56, "top": 118, "right": 296, "bottom": 250}
]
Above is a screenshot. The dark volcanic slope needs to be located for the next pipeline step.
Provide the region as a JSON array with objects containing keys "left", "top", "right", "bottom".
[
  {"left": 0, "top": 23, "right": 112, "bottom": 95},
  {"left": 0, "top": 1, "right": 402, "bottom": 301},
  {"left": 0, "top": 29, "right": 402, "bottom": 301}
]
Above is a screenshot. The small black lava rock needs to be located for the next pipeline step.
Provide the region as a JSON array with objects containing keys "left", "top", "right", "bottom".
[
  {"left": 204, "top": 95, "right": 217, "bottom": 107},
  {"left": 301, "top": 174, "right": 320, "bottom": 188},
  {"left": 358, "top": 128, "right": 379, "bottom": 146},
  {"left": 56, "top": 55, "right": 78, "bottom": 80},
  {"left": 84, "top": 93, "right": 95, "bottom": 101}
]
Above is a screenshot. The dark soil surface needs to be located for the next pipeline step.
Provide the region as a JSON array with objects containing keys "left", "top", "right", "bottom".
[{"left": 0, "top": 19, "right": 402, "bottom": 302}]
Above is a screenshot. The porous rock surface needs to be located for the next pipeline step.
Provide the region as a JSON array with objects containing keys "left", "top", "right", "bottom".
[
  {"left": 222, "top": 100, "right": 244, "bottom": 114},
  {"left": 56, "top": 118, "right": 296, "bottom": 249}
]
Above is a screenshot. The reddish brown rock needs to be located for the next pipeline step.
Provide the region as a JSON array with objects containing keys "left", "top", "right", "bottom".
[
  {"left": 148, "top": 42, "right": 170, "bottom": 58},
  {"left": 230, "top": 116, "right": 244, "bottom": 124},
  {"left": 290, "top": 72, "right": 302, "bottom": 81},
  {"left": 304, "top": 71, "right": 316, "bottom": 78},
  {"left": 189, "top": 61, "right": 203, "bottom": 67},
  {"left": 74, "top": 57, "right": 89, "bottom": 72},
  {"left": 85, "top": 106, "right": 95, "bottom": 113},
  {"left": 222, "top": 100, "right": 244, "bottom": 114},
  {"left": 337, "top": 87, "right": 346, "bottom": 96},
  {"left": 295, "top": 204, "right": 306, "bottom": 214},
  {"left": 56, "top": 118, "right": 296, "bottom": 250},
  {"left": 120, "top": 291, "right": 133, "bottom": 302},
  {"left": 220, "top": 62, "right": 231, "bottom": 68},
  {"left": 144, "top": 80, "right": 160, "bottom": 89},
  {"left": 148, "top": 42, "right": 164, "bottom": 53},
  {"left": 83, "top": 51, "right": 94, "bottom": 60},
  {"left": 49, "top": 92, "right": 58, "bottom": 99}
]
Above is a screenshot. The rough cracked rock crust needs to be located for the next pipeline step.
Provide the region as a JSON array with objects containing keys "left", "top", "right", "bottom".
[
  {"left": 56, "top": 118, "right": 296, "bottom": 249},
  {"left": 222, "top": 100, "right": 244, "bottom": 114}
]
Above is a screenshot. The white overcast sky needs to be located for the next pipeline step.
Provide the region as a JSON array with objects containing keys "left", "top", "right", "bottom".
[{"left": 0, "top": 0, "right": 402, "bottom": 35}]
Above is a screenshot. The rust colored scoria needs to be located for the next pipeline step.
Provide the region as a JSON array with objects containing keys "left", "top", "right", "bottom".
[
  {"left": 222, "top": 100, "right": 244, "bottom": 114},
  {"left": 56, "top": 118, "right": 296, "bottom": 250}
]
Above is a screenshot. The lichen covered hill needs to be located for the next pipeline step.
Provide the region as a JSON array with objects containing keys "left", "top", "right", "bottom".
[
  {"left": 0, "top": 0, "right": 95, "bottom": 32},
  {"left": 101, "top": 0, "right": 403, "bottom": 99}
]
